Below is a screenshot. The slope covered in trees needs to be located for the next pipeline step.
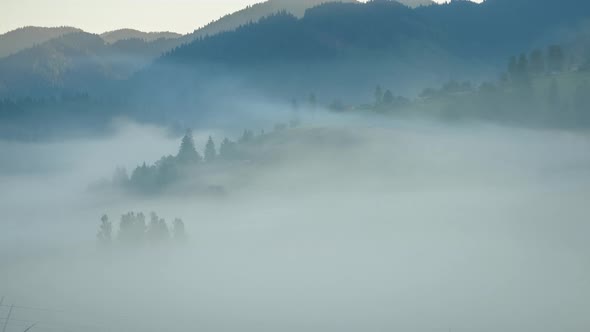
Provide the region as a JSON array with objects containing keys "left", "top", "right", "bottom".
[
  {"left": 3, "top": 0, "right": 590, "bottom": 134},
  {"left": 6, "top": 0, "right": 588, "bottom": 100},
  {"left": 168, "top": 2, "right": 433, "bottom": 64},
  {"left": 178, "top": 0, "right": 358, "bottom": 45},
  {"left": 104, "top": 122, "right": 316, "bottom": 195},
  {"left": 167, "top": 0, "right": 590, "bottom": 64},
  {"left": 0, "top": 31, "right": 181, "bottom": 98},
  {"left": 0, "top": 26, "right": 82, "bottom": 58},
  {"left": 0, "top": 1, "right": 375, "bottom": 98},
  {"left": 100, "top": 29, "right": 181, "bottom": 44},
  {"left": 129, "top": 0, "right": 590, "bottom": 106},
  {"left": 345, "top": 43, "right": 590, "bottom": 128},
  {"left": 178, "top": 0, "right": 434, "bottom": 45}
]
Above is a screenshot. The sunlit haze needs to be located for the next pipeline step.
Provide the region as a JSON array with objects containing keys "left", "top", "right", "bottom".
[{"left": 0, "top": 0, "right": 481, "bottom": 34}]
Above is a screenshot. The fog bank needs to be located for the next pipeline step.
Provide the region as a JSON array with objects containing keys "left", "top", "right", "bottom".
[{"left": 1, "top": 120, "right": 589, "bottom": 332}]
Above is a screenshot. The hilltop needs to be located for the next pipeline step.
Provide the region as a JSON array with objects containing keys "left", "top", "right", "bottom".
[
  {"left": 0, "top": 26, "right": 82, "bottom": 58},
  {"left": 100, "top": 29, "right": 182, "bottom": 44}
]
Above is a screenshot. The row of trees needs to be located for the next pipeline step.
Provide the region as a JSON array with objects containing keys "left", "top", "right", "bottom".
[
  {"left": 373, "top": 85, "right": 409, "bottom": 109},
  {"left": 97, "top": 212, "right": 186, "bottom": 246},
  {"left": 507, "top": 45, "right": 566, "bottom": 83},
  {"left": 419, "top": 80, "right": 474, "bottom": 100},
  {"left": 117, "top": 131, "right": 240, "bottom": 193},
  {"left": 114, "top": 125, "right": 289, "bottom": 194},
  {"left": 358, "top": 42, "right": 590, "bottom": 127},
  {"left": 175, "top": 129, "right": 263, "bottom": 165}
]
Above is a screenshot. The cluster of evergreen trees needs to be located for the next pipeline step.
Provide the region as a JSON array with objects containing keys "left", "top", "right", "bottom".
[
  {"left": 97, "top": 212, "right": 186, "bottom": 246},
  {"left": 373, "top": 85, "right": 410, "bottom": 110},
  {"left": 354, "top": 43, "right": 590, "bottom": 128},
  {"left": 506, "top": 45, "right": 567, "bottom": 83},
  {"left": 402, "top": 45, "right": 571, "bottom": 104},
  {"left": 113, "top": 127, "right": 279, "bottom": 194},
  {"left": 481, "top": 44, "right": 590, "bottom": 124},
  {"left": 116, "top": 131, "right": 224, "bottom": 193}
]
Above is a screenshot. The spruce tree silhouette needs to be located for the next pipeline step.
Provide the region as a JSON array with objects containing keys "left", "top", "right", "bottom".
[
  {"left": 97, "top": 214, "right": 112, "bottom": 245},
  {"left": 177, "top": 130, "right": 202, "bottom": 164},
  {"left": 204, "top": 136, "right": 217, "bottom": 162}
]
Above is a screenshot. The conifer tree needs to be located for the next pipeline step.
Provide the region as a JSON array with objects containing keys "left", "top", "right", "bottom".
[
  {"left": 529, "top": 49, "right": 545, "bottom": 75},
  {"left": 97, "top": 214, "right": 112, "bottom": 245},
  {"left": 374, "top": 85, "right": 383, "bottom": 106},
  {"left": 240, "top": 129, "right": 254, "bottom": 143},
  {"left": 548, "top": 45, "right": 565, "bottom": 73},
  {"left": 177, "top": 130, "right": 201, "bottom": 164},
  {"left": 119, "top": 212, "right": 144, "bottom": 245},
  {"left": 219, "top": 138, "right": 237, "bottom": 160},
  {"left": 148, "top": 212, "right": 168, "bottom": 243},
  {"left": 383, "top": 90, "right": 394, "bottom": 104},
  {"left": 204, "top": 136, "right": 217, "bottom": 162},
  {"left": 173, "top": 218, "right": 187, "bottom": 242}
]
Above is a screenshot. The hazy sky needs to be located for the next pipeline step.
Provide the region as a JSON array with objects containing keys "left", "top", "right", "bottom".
[{"left": 0, "top": 0, "right": 477, "bottom": 35}]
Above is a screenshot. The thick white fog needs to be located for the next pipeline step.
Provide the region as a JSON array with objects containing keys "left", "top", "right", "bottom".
[{"left": 1, "top": 118, "right": 590, "bottom": 332}]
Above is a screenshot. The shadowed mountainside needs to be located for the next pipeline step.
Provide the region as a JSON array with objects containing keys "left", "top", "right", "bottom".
[
  {"left": 135, "top": 0, "right": 590, "bottom": 104},
  {"left": 2, "top": 0, "right": 590, "bottom": 107},
  {"left": 178, "top": 0, "right": 358, "bottom": 45},
  {"left": 169, "top": 0, "right": 590, "bottom": 64}
]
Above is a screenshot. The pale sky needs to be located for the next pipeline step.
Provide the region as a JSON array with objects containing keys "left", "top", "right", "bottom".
[{"left": 0, "top": 0, "right": 477, "bottom": 35}]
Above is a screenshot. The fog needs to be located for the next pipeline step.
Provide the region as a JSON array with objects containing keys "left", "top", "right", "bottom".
[{"left": 1, "top": 116, "right": 590, "bottom": 332}]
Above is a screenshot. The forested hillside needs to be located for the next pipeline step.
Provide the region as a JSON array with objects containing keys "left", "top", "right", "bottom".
[
  {"left": 0, "top": 26, "right": 82, "bottom": 58},
  {"left": 169, "top": 0, "right": 590, "bottom": 64},
  {"left": 0, "top": 32, "right": 180, "bottom": 97},
  {"left": 3, "top": 0, "right": 590, "bottom": 138},
  {"left": 100, "top": 29, "right": 181, "bottom": 44}
]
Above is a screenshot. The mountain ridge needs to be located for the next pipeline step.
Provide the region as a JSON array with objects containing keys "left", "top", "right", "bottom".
[
  {"left": 100, "top": 29, "right": 182, "bottom": 44},
  {"left": 0, "top": 26, "right": 82, "bottom": 58},
  {"left": 178, "top": 0, "right": 359, "bottom": 45},
  {"left": 0, "top": 31, "right": 182, "bottom": 97}
]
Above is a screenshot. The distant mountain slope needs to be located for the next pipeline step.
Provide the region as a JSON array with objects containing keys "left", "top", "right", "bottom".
[
  {"left": 180, "top": 0, "right": 357, "bottom": 44},
  {"left": 100, "top": 29, "right": 181, "bottom": 44},
  {"left": 0, "top": 32, "right": 114, "bottom": 97},
  {"left": 133, "top": 0, "right": 590, "bottom": 106},
  {"left": 4, "top": 0, "right": 590, "bottom": 101},
  {"left": 0, "top": 26, "right": 82, "bottom": 58},
  {"left": 168, "top": 0, "right": 590, "bottom": 64},
  {"left": 181, "top": 0, "right": 431, "bottom": 45},
  {"left": 171, "top": 2, "right": 429, "bottom": 63},
  {"left": 0, "top": 31, "right": 181, "bottom": 97}
]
